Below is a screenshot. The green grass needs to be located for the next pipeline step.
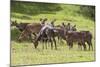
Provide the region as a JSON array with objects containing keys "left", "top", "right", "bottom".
[
  {"left": 11, "top": 40, "right": 95, "bottom": 66},
  {"left": 11, "top": 1, "right": 95, "bottom": 66}
]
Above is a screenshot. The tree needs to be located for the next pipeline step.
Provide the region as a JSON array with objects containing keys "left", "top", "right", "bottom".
[{"left": 80, "top": 5, "right": 95, "bottom": 21}]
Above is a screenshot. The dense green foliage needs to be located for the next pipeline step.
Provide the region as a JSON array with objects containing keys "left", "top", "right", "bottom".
[{"left": 80, "top": 6, "right": 95, "bottom": 21}]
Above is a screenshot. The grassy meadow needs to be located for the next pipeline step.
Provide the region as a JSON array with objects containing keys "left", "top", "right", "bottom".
[{"left": 11, "top": 1, "right": 95, "bottom": 66}]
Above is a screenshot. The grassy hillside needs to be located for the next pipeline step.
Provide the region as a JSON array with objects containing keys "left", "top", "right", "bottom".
[
  {"left": 11, "top": 1, "right": 94, "bottom": 21},
  {"left": 11, "top": 1, "right": 95, "bottom": 66}
]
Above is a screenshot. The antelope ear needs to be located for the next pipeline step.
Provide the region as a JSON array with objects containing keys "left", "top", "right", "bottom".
[
  {"left": 74, "top": 25, "right": 76, "bottom": 27},
  {"left": 40, "top": 18, "right": 42, "bottom": 21},
  {"left": 14, "top": 20, "right": 17, "bottom": 23},
  {"left": 44, "top": 18, "right": 48, "bottom": 21}
]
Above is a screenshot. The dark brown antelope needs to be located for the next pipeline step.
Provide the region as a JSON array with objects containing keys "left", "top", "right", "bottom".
[
  {"left": 65, "top": 29, "right": 93, "bottom": 51},
  {"left": 59, "top": 22, "right": 93, "bottom": 51},
  {"left": 66, "top": 31, "right": 87, "bottom": 50},
  {"left": 11, "top": 20, "right": 29, "bottom": 32},
  {"left": 18, "top": 18, "right": 48, "bottom": 42},
  {"left": 80, "top": 31, "right": 93, "bottom": 50},
  {"left": 33, "top": 19, "right": 57, "bottom": 50},
  {"left": 33, "top": 25, "right": 57, "bottom": 50}
]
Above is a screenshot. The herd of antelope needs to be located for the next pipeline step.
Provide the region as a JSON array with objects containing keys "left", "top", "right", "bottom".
[{"left": 11, "top": 18, "right": 93, "bottom": 51}]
